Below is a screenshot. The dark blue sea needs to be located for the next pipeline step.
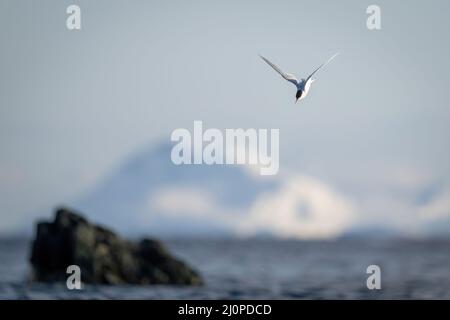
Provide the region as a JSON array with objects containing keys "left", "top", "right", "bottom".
[{"left": 1, "top": 238, "right": 450, "bottom": 299}]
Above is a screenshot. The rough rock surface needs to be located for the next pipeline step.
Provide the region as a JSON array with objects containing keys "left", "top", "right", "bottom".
[{"left": 30, "top": 208, "right": 202, "bottom": 285}]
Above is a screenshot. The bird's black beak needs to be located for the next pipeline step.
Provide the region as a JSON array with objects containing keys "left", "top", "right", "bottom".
[{"left": 295, "top": 90, "right": 302, "bottom": 103}]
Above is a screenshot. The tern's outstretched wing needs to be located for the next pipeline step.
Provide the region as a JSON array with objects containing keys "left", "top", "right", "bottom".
[
  {"left": 306, "top": 52, "right": 339, "bottom": 81},
  {"left": 259, "top": 55, "right": 299, "bottom": 86}
]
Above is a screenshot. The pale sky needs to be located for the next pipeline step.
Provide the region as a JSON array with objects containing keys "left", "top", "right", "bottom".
[{"left": 1, "top": 0, "right": 449, "bottom": 235}]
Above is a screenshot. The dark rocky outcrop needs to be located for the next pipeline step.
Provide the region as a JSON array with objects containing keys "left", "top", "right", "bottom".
[{"left": 30, "top": 208, "right": 202, "bottom": 285}]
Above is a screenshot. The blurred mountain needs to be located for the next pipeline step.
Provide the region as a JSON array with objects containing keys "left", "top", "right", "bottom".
[
  {"left": 66, "top": 142, "right": 450, "bottom": 240},
  {"left": 76, "top": 143, "right": 279, "bottom": 237}
]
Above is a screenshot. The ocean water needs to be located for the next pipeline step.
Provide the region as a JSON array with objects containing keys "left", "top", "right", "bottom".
[{"left": 1, "top": 238, "right": 450, "bottom": 299}]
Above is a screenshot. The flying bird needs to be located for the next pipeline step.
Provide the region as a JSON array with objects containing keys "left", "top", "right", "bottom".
[{"left": 260, "top": 53, "right": 339, "bottom": 103}]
